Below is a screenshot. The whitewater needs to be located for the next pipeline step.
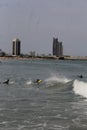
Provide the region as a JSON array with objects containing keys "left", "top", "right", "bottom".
[{"left": 0, "top": 59, "right": 87, "bottom": 130}]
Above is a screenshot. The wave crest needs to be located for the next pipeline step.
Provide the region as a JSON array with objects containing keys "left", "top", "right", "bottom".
[
  {"left": 73, "top": 80, "right": 87, "bottom": 98},
  {"left": 45, "top": 76, "right": 71, "bottom": 84}
]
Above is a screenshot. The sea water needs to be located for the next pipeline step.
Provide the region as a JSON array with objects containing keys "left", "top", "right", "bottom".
[{"left": 0, "top": 59, "right": 87, "bottom": 130}]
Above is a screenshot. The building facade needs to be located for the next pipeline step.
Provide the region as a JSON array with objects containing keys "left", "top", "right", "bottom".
[
  {"left": 53, "top": 37, "right": 63, "bottom": 57},
  {"left": 12, "top": 38, "right": 21, "bottom": 56}
]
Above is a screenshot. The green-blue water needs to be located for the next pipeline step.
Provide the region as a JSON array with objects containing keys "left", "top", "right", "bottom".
[{"left": 0, "top": 59, "right": 87, "bottom": 130}]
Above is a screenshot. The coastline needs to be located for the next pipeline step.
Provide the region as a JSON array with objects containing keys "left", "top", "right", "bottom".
[{"left": 0, "top": 55, "right": 87, "bottom": 61}]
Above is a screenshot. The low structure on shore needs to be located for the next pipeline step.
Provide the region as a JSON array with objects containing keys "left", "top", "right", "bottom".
[{"left": 0, "top": 55, "right": 87, "bottom": 61}]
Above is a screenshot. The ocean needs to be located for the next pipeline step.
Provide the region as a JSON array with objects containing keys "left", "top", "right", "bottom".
[{"left": 0, "top": 59, "right": 87, "bottom": 130}]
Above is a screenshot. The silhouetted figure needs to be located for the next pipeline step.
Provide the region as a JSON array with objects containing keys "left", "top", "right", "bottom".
[
  {"left": 78, "top": 75, "right": 83, "bottom": 79},
  {"left": 3, "top": 79, "right": 9, "bottom": 84}
]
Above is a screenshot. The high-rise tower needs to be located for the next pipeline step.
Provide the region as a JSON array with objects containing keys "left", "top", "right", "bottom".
[
  {"left": 53, "top": 37, "right": 63, "bottom": 56},
  {"left": 12, "top": 38, "right": 21, "bottom": 56}
]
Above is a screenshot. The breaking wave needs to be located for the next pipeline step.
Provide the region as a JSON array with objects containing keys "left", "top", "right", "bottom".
[
  {"left": 73, "top": 80, "right": 87, "bottom": 98},
  {"left": 26, "top": 75, "right": 72, "bottom": 89},
  {"left": 45, "top": 75, "right": 71, "bottom": 84},
  {"left": 25, "top": 75, "right": 87, "bottom": 97}
]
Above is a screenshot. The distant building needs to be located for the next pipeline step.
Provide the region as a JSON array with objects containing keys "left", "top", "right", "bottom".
[
  {"left": 53, "top": 37, "right": 63, "bottom": 56},
  {"left": 29, "top": 51, "right": 35, "bottom": 57},
  {"left": 0, "top": 49, "right": 6, "bottom": 56},
  {"left": 12, "top": 38, "right": 21, "bottom": 56}
]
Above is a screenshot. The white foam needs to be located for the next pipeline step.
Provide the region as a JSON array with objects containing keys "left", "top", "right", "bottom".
[
  {"left": 73, "top": 80, "right": 87, "bottom": 98},
  {"left": 26, "top": 80, "right": 32, "bottom": 85},
  {"left": 45, "top": 75, "right": 71, "bottom": 84},
  {"left": 9, "top": 81, "right": 14, "bottom": 84}
]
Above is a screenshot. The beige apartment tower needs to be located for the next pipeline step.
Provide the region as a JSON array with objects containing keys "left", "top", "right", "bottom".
[{"left": 12, "top": 38, "right": 21, "bottom": 56}]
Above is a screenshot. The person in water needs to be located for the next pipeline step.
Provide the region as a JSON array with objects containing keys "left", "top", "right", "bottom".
[
  {"left": 78, "top": 75, "right": 83, "bottom": 78},
  {"left": 3, "top": 79, "right": 9, "bottom": 84},
  {"left": 35, "top": 79, "right": 42, "bottom": 84}
]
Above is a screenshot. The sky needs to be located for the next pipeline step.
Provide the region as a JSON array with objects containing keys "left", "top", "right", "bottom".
[{"left": 0, "top": 0, "right": 87, "bottom": 56}]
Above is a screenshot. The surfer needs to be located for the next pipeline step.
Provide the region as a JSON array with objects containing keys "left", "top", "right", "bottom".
[
  {"left": 78, "top": 75, "right": 83, "bottom": 78},
  {"left": 34, "top": 79, "right": 42, "bottom": 84},
  {"left": 3, "top": 79, "right": 9, "bottom": 84}
]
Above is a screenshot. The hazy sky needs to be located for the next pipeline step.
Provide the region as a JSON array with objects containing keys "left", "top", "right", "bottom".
[{"left": 0, "top": 0, "right": 87, "bottom": 56}]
